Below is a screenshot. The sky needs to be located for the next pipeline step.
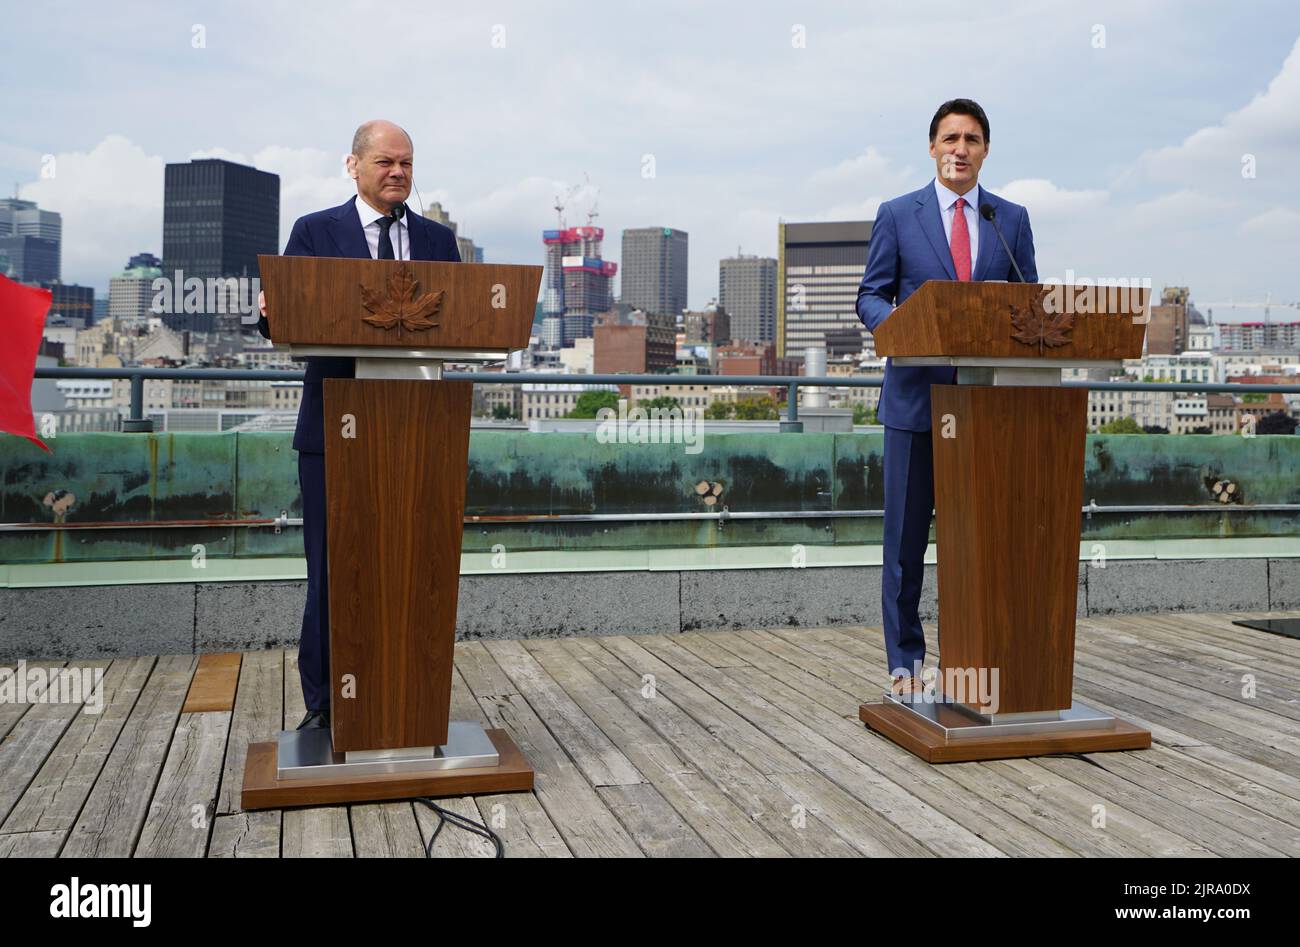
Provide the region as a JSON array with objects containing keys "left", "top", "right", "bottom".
[{"left": 3, "top": 1, "right": 1300, "bottom": 322}]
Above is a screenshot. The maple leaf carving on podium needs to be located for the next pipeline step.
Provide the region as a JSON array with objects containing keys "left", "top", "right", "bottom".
[
  {"left": 1009, "top": 292, "right": 1074, "bottom": 355},
  {"left": 360, "top": 264, "right": 443, "bottom": 336}
]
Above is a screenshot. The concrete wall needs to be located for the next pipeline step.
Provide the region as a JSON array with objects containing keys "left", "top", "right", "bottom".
[{"left": 2, "top": 557, "right": 1296, "bottom": 661}]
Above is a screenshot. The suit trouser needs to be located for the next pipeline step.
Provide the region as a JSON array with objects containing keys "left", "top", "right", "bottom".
[
  {"left": 881, "top": 425, "right": 935, "bottom": 678},
  {"left": 297, "top": 450, "right": 331, "bottom": 712}
]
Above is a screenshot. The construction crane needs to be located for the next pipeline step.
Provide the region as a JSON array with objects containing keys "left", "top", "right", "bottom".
[
  {"left": 1199, "top": 293, "right": 1300, "bottom": 328},
  {"left": 552, "top": 182, "right": 582, "bottom": 230}
]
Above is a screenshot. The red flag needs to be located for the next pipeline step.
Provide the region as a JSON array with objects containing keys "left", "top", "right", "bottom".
[{"left": 0, "top": 273, "right": 52, "bottom": 451}]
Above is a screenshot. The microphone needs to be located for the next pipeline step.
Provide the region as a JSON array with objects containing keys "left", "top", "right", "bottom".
[
  {"left": 390, "top": 203, "right": 406, "bottom": 261},
  {"left": 980, "top": 203, "right": 1025, "bottom": 283}
]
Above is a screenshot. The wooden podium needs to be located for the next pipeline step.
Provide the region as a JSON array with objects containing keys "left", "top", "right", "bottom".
[
  {"left": 858, "top": 280, "right": 1154, "bottom": 763},
  {"left": 241, "top": 256, "right": 541, "bottom": 808}
]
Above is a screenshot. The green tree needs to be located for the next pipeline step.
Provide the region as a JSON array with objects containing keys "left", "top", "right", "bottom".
[
  {"left": 640, "top": 396, "right": 682, "bottom": 412},
  {"left": 704, "top": 401, "right": 733, "bottom": 420},
  {"left": 852, "top": 404, "right": 877, "bottom": 425},
  {"left": 1098, "top": 417, "right": 1143, "bottom": 434},
  {"left": 568, "top": 390, "right": 621, "bottom": 418},
  {"left": 491, "top": 404, "right": 518, "bottom": 420},
  {"left": 734, "top": 397, "right": 779, "bottom": 420}
]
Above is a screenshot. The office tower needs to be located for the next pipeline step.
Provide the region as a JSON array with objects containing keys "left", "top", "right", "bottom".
[
  {"left": 1, "top": 196, "right": 62, "bottom": 284},
  {"left": 162, "top": 158, "right": 279, "bottom": 331},
  {"left": 777, "top": 220, "right": 873, "bottom": 360},
  {"left": 620, "top": 227, "right": 688, "bottom": 317},
  {"left": 719, "top": 254, "right": 776, "bottom": 343},
  {"left": 424, "top": 201, "right": 480, "bottom": 266},
  {"left": 109, "top": 252, "right": 164, "bottom": 327}
]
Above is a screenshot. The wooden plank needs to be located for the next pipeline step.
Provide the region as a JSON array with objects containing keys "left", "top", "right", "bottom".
[
  {"left": 699, "top": 631, "right": 1074, "bottom": 857},
  {"left": 1074, "top": 617, "right": 1300, "bottom": 723},
  {"left": 0, "top": 830, "right": 65, "bottom": 857},
  {"left": 596, "top": 784, "right": 713, "bottom": 857},
  {"left": 484, "top": 639, "right": 644, "bottom": 788},
  {"left": 181, "top": 652, "right": 242, "bottom": 713},
  {"left": 61, "top": 655, "right": 198, "bottom": 858},
  {"left": 414, "top": 796, "right": 497, "bottom": 858},
  {"left": 1065, "top": 749, "right": 1300, "bottom": 854},
  {"left": 467, "top": 793, "right": 573, "bottom": 858},
  {"left": 217, "top": 648, "right": 284, "bottom": 815},
  {"left": 456, "top": 641, "right": 642, "bottom": 858},
  {"left": 2, "top": 656, "right": 152, "bottom": 834},
  {"left": 135, "top": 711, "right": 232, "bottom": 857},
  {"left": 208, "top": 812, "right": 280, "bottom": 858},
  {"left": 564, "top": 636, "right": 846, "bottom": 857},
  {"left": 281, "top": 806, "right": 352, "bottom": 858},
  {"left": 0, "top": 661, "right": 65, "bottom": 742},
  {"left": 526, "top": 638, "right": 788, "bottom": 858},
  {"left": 632, "top": 633, "right": 996, "bottom": 856},
  {"left": 280, "top": 648, "right": 351, "bottom": 858},
  {"left": 0, "top": 659, "right": 112, "bottom": 828},
  {"left": 990, "top": 757, "right": 1216, "bottom": 857},
  {"left": 351, "top": 802, "right": 425, "bottom": 858},
  {"left": 590, "top": 637, "right": 946, "bottom": 858}
]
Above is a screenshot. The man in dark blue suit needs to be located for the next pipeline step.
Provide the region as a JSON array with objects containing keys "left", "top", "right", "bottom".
[
  {"left": 257, "top": 119, "right": 462, "bottom": 729},
  {"left": 855, "top": 99, "right": 1038, "bottom": 695}
]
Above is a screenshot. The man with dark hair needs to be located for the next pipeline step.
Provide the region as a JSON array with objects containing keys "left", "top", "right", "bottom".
[
  {"left": 855, "top": 98, "right": 1038, "bottom": 695},
  {"left": 257, "top": 120, "right": 461, "bottom": 729}
]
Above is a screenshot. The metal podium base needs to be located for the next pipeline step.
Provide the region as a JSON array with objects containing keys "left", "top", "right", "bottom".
[
  {"left": 277, "top": 721, "right": 500, "bottom": 780},
  {"left": 240, "top": 726, "right": 534, "bottom": 810},
  {"left": 859, "top": 692, "right": 1151, "bottom": 764}
]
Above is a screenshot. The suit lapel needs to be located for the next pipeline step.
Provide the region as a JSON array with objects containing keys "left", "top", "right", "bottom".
[
  {"left": 972, "top": 191, "right": 997, "bottom": 281},
  {"left": 915, "top": 184, "right": 957, "bottom": 280},
  {"left": 326, "top": 197, "right": 371, "bottom": 259},
  {"left": 408, "top": 214, "right": 432, "bottom": 261}
]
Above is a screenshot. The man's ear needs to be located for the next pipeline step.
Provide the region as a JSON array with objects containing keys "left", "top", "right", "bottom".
[
  {"left": 345, "top": 154, "right": 359, "bottom": 180},
  {"left": 928, "top": 139, "right": 937, "bottom": 160}
]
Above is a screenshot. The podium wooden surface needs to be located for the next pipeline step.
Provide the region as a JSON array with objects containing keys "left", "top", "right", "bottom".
[
  {"left": 860, "top": 280, "right": 1152, "bottom": 762},
  {"left": 241, "top": 256, "right": 541, "bottom": 808}
]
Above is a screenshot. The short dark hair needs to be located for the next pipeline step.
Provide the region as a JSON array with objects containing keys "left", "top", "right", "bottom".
[{"left": 929, "top": 99, "right": 990, "bottom": 143}]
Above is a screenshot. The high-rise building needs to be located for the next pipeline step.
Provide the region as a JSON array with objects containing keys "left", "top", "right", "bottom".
[
  {"left": 424, "top": 201, "right": 481, "bottom": 265},
  {"left": 541, "top": 225, "right": 617, "bottom": 346},
  {"left": 162, "top": 158, "right": 279, "bottom": 331},
  {"left": 719, "top": 254, "right": 776, "bottom": 344},
  {"left": 41, "top": 282, "right": 95, "bottom": 327},
  {"left": 1, "top": 196, "right": 62, "bottom": 283},
  {"left": 621, "top": 227, "right": 688, "bottom": 317},
  {"left": 777, "top": 220, "right": 873, "bottom": 360},
  {"left": 109, "top": 252, "right": 164, "bottom": 327}
]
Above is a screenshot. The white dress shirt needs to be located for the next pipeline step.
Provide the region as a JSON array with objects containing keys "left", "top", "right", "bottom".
[
  {"left": 354, "top": 194, "right": 411, "bottom": 261},
  {"left": 934, "top": 177, "right": 980, "bottom": 273}
]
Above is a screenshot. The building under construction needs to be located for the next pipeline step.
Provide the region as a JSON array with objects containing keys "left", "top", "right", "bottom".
[{"left": 542, "top": 225, "right": 617, "bottom": 347}]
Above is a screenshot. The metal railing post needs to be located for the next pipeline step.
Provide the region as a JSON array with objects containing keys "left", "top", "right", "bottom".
[
  {"left": 121, "top": 373, "right": 154, "bottom": 433},
  {"left": 779, "top": 380, "right": 803, "bottom": 432}
]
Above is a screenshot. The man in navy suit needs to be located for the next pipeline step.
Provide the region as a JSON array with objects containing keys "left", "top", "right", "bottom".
[
  {"left": 257, "top": 119, "right": 462, "bottom": 729},
  {"left": 855, "top": 99, "right": 1038, "bottom": 695}
]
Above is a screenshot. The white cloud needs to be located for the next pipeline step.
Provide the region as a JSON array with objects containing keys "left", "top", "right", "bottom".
[{"left": 19, "top": 135, "right": 165, "bottom": 286}]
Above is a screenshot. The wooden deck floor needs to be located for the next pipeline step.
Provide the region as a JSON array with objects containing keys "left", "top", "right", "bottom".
[{"left": 3, "top": 611, "right": 1300, "bottom": 857}]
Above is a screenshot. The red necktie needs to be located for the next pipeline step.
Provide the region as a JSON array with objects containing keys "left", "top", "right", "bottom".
[{"left": 950, "top": 196, "right": 971, "bottom": 281}]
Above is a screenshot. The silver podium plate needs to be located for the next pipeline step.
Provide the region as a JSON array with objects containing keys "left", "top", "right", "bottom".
[
  {"left": 276, "top": 720, "right": 500, "bottom": 780},
  {"left": 883, "top": 693, "right": 1116, "bottom": 741}
]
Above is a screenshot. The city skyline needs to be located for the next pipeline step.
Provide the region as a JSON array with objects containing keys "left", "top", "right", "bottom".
[{"left": 3, "top": 3, "right": 1300, "bottom": 312}]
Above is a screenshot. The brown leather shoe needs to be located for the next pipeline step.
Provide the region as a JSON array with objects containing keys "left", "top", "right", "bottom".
[{"left": 890, "top": 674, "right": 923, "bottom": 696}]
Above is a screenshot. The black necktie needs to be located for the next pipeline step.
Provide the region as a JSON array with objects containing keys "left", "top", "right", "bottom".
[{"left": 377, "top": 217, "right": 395, "bottom": 260}]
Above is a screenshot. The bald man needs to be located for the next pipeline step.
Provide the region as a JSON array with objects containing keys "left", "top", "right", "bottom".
[{"left": 257, "top": 120, "right": 462, "bottom": 730}]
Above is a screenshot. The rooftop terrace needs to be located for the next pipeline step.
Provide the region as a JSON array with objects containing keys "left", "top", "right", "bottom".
[{"left": 2, "top": 611, "right": 1298, "bottom": 857}]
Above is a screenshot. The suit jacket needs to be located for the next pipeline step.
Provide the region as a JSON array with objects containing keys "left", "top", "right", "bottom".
[
  {"left": 257, "top": 197, "right": 462, "bottom": 453},
  {"left": 855, "top": 180, "right": 1038, "bottom": 432}
]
